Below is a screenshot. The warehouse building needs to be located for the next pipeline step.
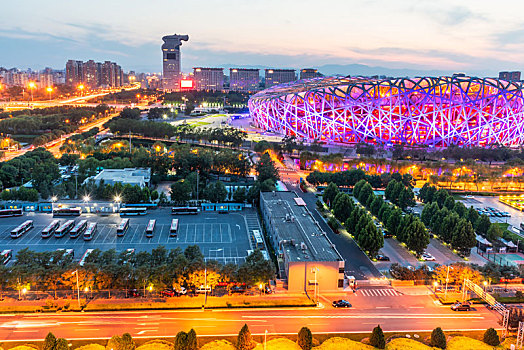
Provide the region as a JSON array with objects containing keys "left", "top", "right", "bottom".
[{"left": 260, "top": 191, "right": 345, "bottom": 292}]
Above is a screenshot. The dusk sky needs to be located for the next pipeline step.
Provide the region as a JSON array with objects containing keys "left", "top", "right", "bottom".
[{"left": 1, "top": 0, "right": 524, "bottom": 75}]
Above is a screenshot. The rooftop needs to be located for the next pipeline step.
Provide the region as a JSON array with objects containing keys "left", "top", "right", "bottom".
[
  {"left": 90, "top": 168, "right": 151, "bottom": 186},
  {"left": 261, "top": 191, "right": 343, "bottom": 263}
]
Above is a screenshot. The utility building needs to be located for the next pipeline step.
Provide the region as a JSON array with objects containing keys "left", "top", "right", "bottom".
[{"left": 260, "top": 191, "right": 345, "bottom": 292}]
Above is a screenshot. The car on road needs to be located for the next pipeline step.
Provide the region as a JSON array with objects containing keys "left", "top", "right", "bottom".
[
  {"left": 127, "top": 289, "right": 141, "bottom": 298},
  {"left": 383, "top": 230, "right": 393, "bottom": 238},
  {"left": 332, "top": 300, "right": 352, "bottom": 308},
  {"left": 161, "top": 289, "right": 176, "bottom": 297},
  {"left": 376, "top": 254, "right": 390, "bottom": 261},
  {"left": 451, "top": 301, "right": 471, "bottom": 311},
  {"left": 421, "top": 253, "right": 436, "bottom": 261}
]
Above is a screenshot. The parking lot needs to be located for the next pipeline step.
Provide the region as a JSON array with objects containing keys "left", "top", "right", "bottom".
[
  {"left": 0, "top": 208, "right": 258, "bottom": 265},
  {"left": 460, "top": 195, "right": 523, "bottom": 230}
]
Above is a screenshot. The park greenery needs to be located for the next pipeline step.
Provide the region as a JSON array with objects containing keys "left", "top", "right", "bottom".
[
  {"left": 0, "top": 246, "right": 274, "bottom": 297},
  {"left": 307, "top": 168, "right": 414, "bottom": 190},
  {"left": 13, "top": 325, "right": 506, "bottom": 350},
  {"left": 419, "top": 184, "right": 485, "bottom": 255},
  {"left": 0, "top": 105, "right": 112, "bottom": 146}
]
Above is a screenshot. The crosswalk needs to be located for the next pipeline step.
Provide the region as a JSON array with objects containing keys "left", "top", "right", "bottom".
[{"left": 355, "top": 288, "right": 401, "bottom": 297}]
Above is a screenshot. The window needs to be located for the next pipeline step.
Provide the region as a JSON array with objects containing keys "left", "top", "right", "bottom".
[
  {"left": 339, "top": 267, "right": 345, "bottom": 273},
  {"left": 166, "top": 53, "right": 177, "bottom": 60},
  {"left": 338, "top": 279, "right": 344, "bottom": 288}
]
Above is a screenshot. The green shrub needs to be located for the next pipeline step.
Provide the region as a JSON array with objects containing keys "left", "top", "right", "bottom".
[
  {"left": 369, "top": 325, "right": 385, "bottom": 349},
  {"left": 430, "top": 327, "right": 446, "bottom": 349},
  {"left": 483, "top": 328, "right": 500, "bottom": 346},
  {"left": 297, "top": 327, "right": 313, "bottom": 350}
]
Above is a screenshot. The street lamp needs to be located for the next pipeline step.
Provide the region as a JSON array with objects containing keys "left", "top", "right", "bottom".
[
  {"left": 433, "top": 281, "right": 438, "bottom": 292},
  {"left": 72, "top": 270, "right": 81, "bottom": 309},
  {"left": 264, "top": 330, "right": 268, "bottom": 350},
  {"left": 444, "top": 265, "right": 454, "bottom": 302},
  {"left": 78, "top": 84, "right": 85, "bottom": 96},
  {"left": 483, "top": 281, "right": 488, "bottom": 292},
  {"left": 114, "top": 195, "right": 121, "bottom": 212},
  {"left": 259, "top": 283, "right": 264, "bottom": 295},
  {"left": 46, "top": 86, "right": 53, "bottom": 100},
  {"left": 28, "top": 82, "right": 36, "bottom": 103}
]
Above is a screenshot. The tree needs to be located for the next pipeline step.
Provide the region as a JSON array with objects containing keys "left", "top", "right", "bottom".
[
  {"left": 236, "top": 324, "right": 255, "bottom": 350},
  {"left": 483, "top": 328, "right": 500, "bottom": 346},
  {"left": 150, "top": 190, "right": 159, "bottom": 201},
  {"left": 175, "top": 331, "right": 188, "bottom": 350},
  {"left": 369, "top": 325, "right": 385, "bottom": 349},
  {"left": 186, "top": 329, "right": 198, "bottom": 350},
  {"left": 398, "top": 187, "right": 415, "bottom": 209},
  {"left": 237, "top": 250, "right": 274, "bottom": 286},
  {"left": 421, "top": 202, "right": 439, "bottom": 226},
  {"left": 233, "top": 187, "right": 247, "bottom": 203},
  {"left": 332, "top": 193, "right": 354, "bottom": 222},
  {"left": 406, "top": 220, "right": 429, "bottom": 256},
  {"left": 386, "top": 209, "right": 403, "bottom": 237},
  {"left": 486, "top": 224, "right": 503, "bottom": 242},
  {"left": 443, "top": 196, "right": 455, "bottom": 211},
  {"left": 255, "top": 152, "right": 279, "bottom": 183},
  {"left": 357, "top": 182, "right": 373, "bottom": 206},
  {"left": 171, "top": 180, "right": 192, "bottom": 203},
  {"left": 297, "top": 327, "right": 313, "bottom": 350},
  {"left": 430, "top": 327, "right": 446, "bottom": 349},
  {"left": 370, "top": 196, "right": 384, "bottom": 216},
  {"left": 434, "top": 189, "right": 449, "bottom": 208},
  {"left": 55, "top": 338, "right": 69, "bottom": 350},
  {"left": 121, "top": 333, "right": 135, "bottom": 350},
  {"left": 475, "top": 214, "right": 491, "bottom": 236},
  {"left": 322, "top": 182, "right": 339, "bottom": 208},
  {"left": 353, "top": 179, "right": 366, "bottom": 199},
  {"left": 466, "top": 206, "right": 480, "bottom": 226},
  {"left": 357, "top": 222, "right": 384, "bottom": 257},
  {"left": 451, "top": 219, "right": 476, "bottom": 254},
  {"left": 107, "top": 334, "right": 135, "bottom": 350},
  {"left": 43, "top": 332, "right": 57, "bottom": 350}
]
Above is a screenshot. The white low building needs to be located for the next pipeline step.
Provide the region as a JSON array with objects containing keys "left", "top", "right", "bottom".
[{"left": 86, "top": 168, "right": 151, "bottom": 188}]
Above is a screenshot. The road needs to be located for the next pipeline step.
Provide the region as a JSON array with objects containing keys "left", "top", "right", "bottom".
[
  {"left": 2, "top": 113, "right": 116, "bottom": 161},
  {"left": 0, "top": 293, "right": 501, "bottom": 341}
]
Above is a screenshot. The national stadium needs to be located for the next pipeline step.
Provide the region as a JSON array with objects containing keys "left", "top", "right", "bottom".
[{"left": 248, "top": 76, "right": 524, "bottom": 147}]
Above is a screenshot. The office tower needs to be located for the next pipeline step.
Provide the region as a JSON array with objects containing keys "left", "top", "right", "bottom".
[
  {"left": 499, "top": 71, "right": 521, "bottom": 82},
  {"left": 265, "top": 69, "right": 296, "bottom": 88},
  {"left": 162, "top": 34, "right": 189, "bottom": 91},
  {"left": 229, "top": 68, "right": 260, "bottom": 92},
  {"left": 193, "top": 67, "right": 224, "bottom": 91},
  {"left": 300, "top": 68, "right": 321, "bottom": 80},
  {"left": 66, "top": 60, "right": 84, "bottom": 86}
]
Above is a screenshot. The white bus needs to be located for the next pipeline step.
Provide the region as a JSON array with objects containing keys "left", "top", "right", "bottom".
[
  {"left": 70, "top": 220, "right": 88, "bottom": 238},
  {"left": 1, "top": 250, "right": 13, "bottom": 265},
  {"left": 41, "top": 220, "right": 60, "bottom": 238},
  {"left": 252, "top": 230, "right": 264, "bottom": 249},
  {"left": 10, "top": 220, "right": 33, "bottom": 239},
  {"left": 146, "top": 219, "right": 156, "bottom": 238},
  {"left": 79, "top": 249, "right": 94, "bottom": 266},
  {"left": 55, "top": 220, "right": 75, "bottom": 238},
  {"left": 84, "top": 222, "right": 97, "bottom": 241},
  {"left": 170, "top": 219, "right": 179, "bottom": 237},
  {"left": 116, "top": 218, "right": 130, "bottom": 236}
]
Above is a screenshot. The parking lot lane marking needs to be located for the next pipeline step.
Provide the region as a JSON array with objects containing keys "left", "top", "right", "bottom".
[
  {"left": 156, "top": 225, "right": 164, "bottom": 244},
  {"left": 228, "top": 223, "right": 233, "bottom": 243},
  {"left": 129, "top": 224, "right": 140, "bottom": 242},
  {"left": 192, "top": 224, "right": 198, "bottom": 243}
]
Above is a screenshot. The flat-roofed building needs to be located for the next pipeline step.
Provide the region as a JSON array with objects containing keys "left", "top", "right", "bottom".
[
  {"left": 193, "top": 67, "right": 224, "bottom": 91},
  {"left": 230, "top": 68, "right": 259, "bottom": 92},
  {"left": 499, "top": 71, "right": 521, "bottom": 82},
  {"left": 260, "top": 191, "right": 345, "bottom": 292},
  {"left": 84, "top": 168, "right": 151, "bottom": 188},
  {"left": 265, "top": 69, "right": 296, "bottom": 88},
  {"left": 300, "top": 68, "right": 321, "bottom": 80}
]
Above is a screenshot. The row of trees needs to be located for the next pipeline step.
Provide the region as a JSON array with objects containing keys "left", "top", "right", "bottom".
[
  {"left": 384, "top": 179, "right": 415, "bottom": 210},
  {"left": 354, "top": 179, "right": 429, "bottom": 256},
  {"left": 420, "top": 184, "right": 484, "bottom": 254},
  {"left": 307, "top": 169, "right": 414, "bottom": 190},
  {"left": 83, "top": 180, "right": 160, "bottom": 203},
  {"left": 0, "top": 246, "right": 274, "bottom": 297}
]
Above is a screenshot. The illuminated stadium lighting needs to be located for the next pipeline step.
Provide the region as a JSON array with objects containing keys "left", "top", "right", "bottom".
[{"left": 248, "top": 76, "right": 524, "bottom": 147}]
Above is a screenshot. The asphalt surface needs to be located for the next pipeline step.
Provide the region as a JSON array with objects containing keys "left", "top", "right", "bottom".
[
  {"left": 0, "top": 291, "right": 501, "bottom": 341},
  {"left": 0, "top": 208, "right": 255, "bottom": 265},
  {"left": 285, "top": 181, "right": 382, "bottom": 280}
]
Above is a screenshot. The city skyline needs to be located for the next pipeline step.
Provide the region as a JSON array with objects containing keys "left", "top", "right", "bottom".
[{"left": 1, "top": 0, "right": 524, "bottom": 76}]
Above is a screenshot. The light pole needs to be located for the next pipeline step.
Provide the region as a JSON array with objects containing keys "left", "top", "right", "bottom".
[
  {"left": 114, "top": 195, "right": 121, "bottom": 213},
  {"left": 46, "top": 87, "right": 53, "bottom": 101},
  {"left": 264, "top": 330, "right": 268, "bottom": 350},
  {"left": 72, "top": 270, "right": 80, "bottom": 309},
  {"left": 28, "top": 82, "right": 35, "bottom": 103},
  {"left": 311, "top": 267, "right": 319, "bottom": 306},
  {"left": 444, "top": 265, "right": 453, "bottom": 302}
]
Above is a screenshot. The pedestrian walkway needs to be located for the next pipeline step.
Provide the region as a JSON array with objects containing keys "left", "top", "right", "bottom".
[
  {"left": 355, "top": 288, "right": 402, "bottom": 297},
  {"left": 244, "top": 209, "right": 264, "bottom": 250}
]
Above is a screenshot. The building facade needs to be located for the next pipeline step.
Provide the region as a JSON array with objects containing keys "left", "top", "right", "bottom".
[
  {"left": 260, "top": 191, "right": 345, "bottom": 292},
  {"left": 499, "top": 71, "right": 521, "bottom": 82},
  {"left": 66, "top": 59, "right": 123, "bottom": 88},
  {"left": 265, "top": 69, "right": 296, "bottom": 88},
  {"left": 162, "top": 34, "right": 189, "bottom": 91},
  {"left": 193, "top": 67, "right": 224, "bottom": 91},
  {"left": 230, "top": 68, "right": 260, "bottom": 92},
  {"left": 300, "top": 68, "right": 321, "bottom": 80},
  {"left": 85, "top": 168, "right": 151, "bottom": 188}
]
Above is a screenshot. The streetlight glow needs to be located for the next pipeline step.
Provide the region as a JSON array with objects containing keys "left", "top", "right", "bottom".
[
  {"left": 83, "top": 195, "right": 91, "bottom": 202},
  {"left": 114, "top": 195, "right": 121, "bottom": 202}
]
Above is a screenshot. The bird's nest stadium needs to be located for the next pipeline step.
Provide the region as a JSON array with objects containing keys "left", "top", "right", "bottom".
[{"left": 248, "top": 76, "right": 524, "bottom": 147}]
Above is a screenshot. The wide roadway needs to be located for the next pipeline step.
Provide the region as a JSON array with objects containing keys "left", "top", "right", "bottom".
[{"left": 0, "top": 294, "right": 501, "bottom": 341}]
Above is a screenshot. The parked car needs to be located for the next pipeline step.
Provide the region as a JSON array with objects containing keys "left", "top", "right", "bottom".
[
  {"left": 376, "top": 254, "right": 390, "bottom": 261},
  {"left": 383, "top": 230, "right": 393, "bottom": 238},
  {"left": 264, "top": 285, "right": 273, "bottom": 294},
  {"left": 127, "top": 289, "right": 141, "bottom": 298},
  {"left": 421, "top": 253, "right": 436, "bottom": 261},
  {"left": 451, "top": 301, "right": 471, "bottom": 311},
  {"left": 161, "top": 289, "right": 176, "bottom": 297},
  {"left": 230, "top": 286, "right": 246, "bottom": 294},
  {"left": 332, "top": 300, "right": 352, "bottom": 308}
]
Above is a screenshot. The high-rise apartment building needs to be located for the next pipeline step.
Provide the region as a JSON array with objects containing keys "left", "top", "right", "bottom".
[
  {"left": 66, "top": 60, "right": 84, "bottom": 86},
  {"left": 229, "top": 68, "right": 259, "bottom": 92},
  {"left": 193, "top": 67, "right": 224, "bottom": 91},
  {"left": 265, "top": 69, "right": 296, "bottom": 88},
  {"left": 300, "top": 68, "right": 321, "bottom": 80},
  {"left": 162, "top": 34, "right": 189, "bottom": 91},
  {"left": 499, "top": 71, "right": 521, "bottom": 82},
  {"left": 83, "top": 60, "right": 99, "bottom": 88}
]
